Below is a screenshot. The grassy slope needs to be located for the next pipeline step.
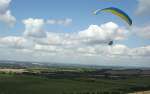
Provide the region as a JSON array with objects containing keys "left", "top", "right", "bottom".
[{"left": 0, "top": 74, "right": 150, "bottom": 94}]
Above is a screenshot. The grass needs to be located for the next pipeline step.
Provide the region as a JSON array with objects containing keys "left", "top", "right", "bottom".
[{"left": 0, "top": 74, "right": 150, "bottom": 94}]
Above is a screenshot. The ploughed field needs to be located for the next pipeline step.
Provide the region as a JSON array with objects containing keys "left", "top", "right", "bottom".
[{"left": 0, "top": 73, "right": 150, "bottom": 94}]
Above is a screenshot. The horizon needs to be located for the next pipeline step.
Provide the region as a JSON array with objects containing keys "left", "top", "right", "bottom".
[{"left": 0, "top": 59, "right": 150, "bottom": 68}]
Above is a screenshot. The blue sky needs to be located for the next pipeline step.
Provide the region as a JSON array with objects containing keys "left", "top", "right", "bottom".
[
  {"left": 0, "top": 0, "right": 139, "bottom": 32},
  {"left": 0, "top": 0, "right": 145, "bottom": 33},
  {"left": 0, "top": 0, "right": 150, "bottom": 67}
]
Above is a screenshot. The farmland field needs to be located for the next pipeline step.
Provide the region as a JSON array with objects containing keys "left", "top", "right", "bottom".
[{"left": 0, "top": 73, "right": 150, "bottom": 94}]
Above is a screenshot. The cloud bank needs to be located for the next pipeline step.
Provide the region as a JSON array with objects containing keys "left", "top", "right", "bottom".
[{"left": 0, "top": 19, "right": 150, "bottom": 66}]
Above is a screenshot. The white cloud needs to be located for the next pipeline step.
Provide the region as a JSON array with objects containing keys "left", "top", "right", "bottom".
[
  {"left": 32, "top": 22, "right": 127, "bottom": 47},
  {"left": 34, "top": 44, "right": 63, "bottom": 53},
  {"left": 0, "top": 10, "right": 16, "bottom": 26},
  {"left": 1, "top": 22, "right": 128, "bottom": 51},
  {"left": 78, "top": 22, "right": 128, "bottom": 45},
  {"left": 23, "top": 18, "right": 47, "bottom": 38},
  {"left": 47, "top": 18, "right": 72, "bottom": 26},
  {"left": 108, "top": 45, "right": 129, "bottom": 55},
  {"left": 0, "top": 0, "right": 16, "bottom": 26},
  {"left": 134, "top": 25, "right": 150, "bottom": 39},
  {"left": 129, "top": 46, "right": 150, "bottom": 56},
  {"left": 136, "top": 0, "right": 150, "bottom": 14},
  {"left": 22, "top": 20, "right": 127, "bottom": 47},
  {"left": 0, "top": 36, "right": 33, "bottom": 49},
  {"left": 0, "top": 0, "right": 11, "bottom": 13}
]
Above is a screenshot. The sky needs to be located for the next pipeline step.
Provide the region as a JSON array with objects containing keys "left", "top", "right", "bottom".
[{"left": 0, "top": 0, "right": 150, "bottom": 67}]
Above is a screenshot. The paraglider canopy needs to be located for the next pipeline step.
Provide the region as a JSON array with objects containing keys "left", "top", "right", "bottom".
[{"left": 94, "top": 7, "right": 132, "bottom": 26}]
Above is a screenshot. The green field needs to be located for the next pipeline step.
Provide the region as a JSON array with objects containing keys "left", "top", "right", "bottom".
[{"left": 0, "top": 74, "right": 150, "bottom": 94}]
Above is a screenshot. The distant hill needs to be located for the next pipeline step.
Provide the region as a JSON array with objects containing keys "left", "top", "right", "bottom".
[{"left": 0, "top": 60, "right": 150, "bottom": 70}]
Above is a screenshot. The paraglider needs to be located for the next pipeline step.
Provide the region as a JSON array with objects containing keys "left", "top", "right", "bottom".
[
  {"left": 108, "top": 41, "right": 113, "bottom": 45},
  {"left": 93, "top": 7, "right": 132, "bottom": 26},
  {"left": 93, "top": 7, "right": 132, "bottom": 46}
]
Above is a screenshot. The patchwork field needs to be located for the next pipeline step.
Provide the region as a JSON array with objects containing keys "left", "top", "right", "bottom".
[{"left": 0, "top": 69, "right": 26, "bottom": 73}]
